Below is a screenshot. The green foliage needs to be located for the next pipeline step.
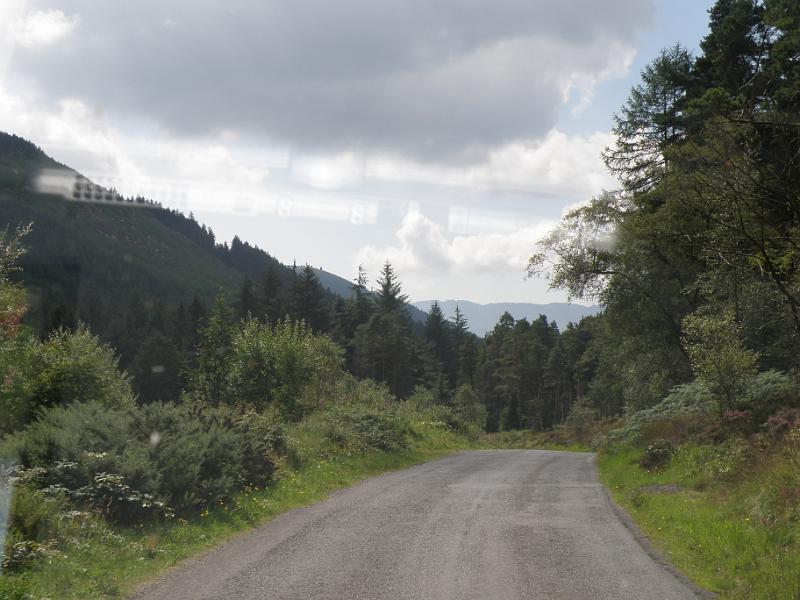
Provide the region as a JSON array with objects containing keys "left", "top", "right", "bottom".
[
  {"left": 3, "top": 325, "right": 135, "bottom": 433},
  {"left": 319, "top": 404, "right": 411, "bottom": 453},
  {"left": 602, "top": 44, "right": 694, "bottom": 193},
  {"left": 530, "top": 0, "right": 800, "bottom": 426},
  {"left": 599, "top": 439, "right": 800, "bottom": 598},
  {"left": 287, "top": 265, "right": 330, "bottom": 331},
  {"left": 33, "top": 326, "right": 136, "bottom": 410},
  {"left": 684, "top": 310, "right": 759, "bottom": 414},
  {"left": 0, "top": 405, "right": 475, "bottom": 600},
  {"left": 741, "top": 370, "right": 800, "bottom": 424},
  {"left": 6, "top": 400, "right": 286, "bottom": 521},
  {"left": 452, "top": 384, "right": 487, "bottom": 430},
  {"left": 640, "top": 438, "right": 674, "bottom": 470},
  {"left": 601, "top": 380, "right": 716, "bottom": 445},
  {"left": 224, "top": 318, "right": 344, "bottom": 418}
]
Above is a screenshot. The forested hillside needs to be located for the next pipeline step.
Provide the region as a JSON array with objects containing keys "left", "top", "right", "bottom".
[{"left": 0, "top": 132, "right": 595, "bottom": 428}]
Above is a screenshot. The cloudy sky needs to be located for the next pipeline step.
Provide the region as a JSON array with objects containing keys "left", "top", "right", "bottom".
[{"left": 1, "top": 0, "right": 712, "bottom": 303}]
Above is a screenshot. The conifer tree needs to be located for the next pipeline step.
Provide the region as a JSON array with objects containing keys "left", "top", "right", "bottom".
[
  {"left": 288, "top": 264, "right": 330, "bottom": 332},
  {"left": 260, "top": 263, "right": 284, "bottom": 324},
  {"left": 193, "top": 294, "right": 234, "bottom": 405},
  {"left": 237, "top": 275, "right": 258, "bottom": 320}
]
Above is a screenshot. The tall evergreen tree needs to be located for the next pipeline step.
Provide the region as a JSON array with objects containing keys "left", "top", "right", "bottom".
[
  {"left": 375, "top": 261, "right": 408, "bottom": 314},
  {"left": 602, "top": 44, "right": 694, "bottom": 193},
  {"left": 237, "top": 275, "right": 258, "bottom": 320},
  {"left": 259, "top": 263, "right": 284, "bottom": 324},
  {"left": 288, "top": 264, "right": 330, "bottom": 332},
  {"left": 353, "top": 262, "right": 416, "bottom": 396},
  {"left": 192, "top": 294, "right": 234, "bottom": 405},
  {"left": 424, "top": 301, "right": 455, "bottom": 398}
]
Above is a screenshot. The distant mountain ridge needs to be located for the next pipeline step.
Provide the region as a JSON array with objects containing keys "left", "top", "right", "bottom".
[{"left": 412, "top": 300, "right": 602, "bottom": 336}]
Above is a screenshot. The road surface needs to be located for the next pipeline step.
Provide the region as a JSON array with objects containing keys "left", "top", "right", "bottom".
[{"left": 131, "top": 450, "right": 701, "bottom": 600}]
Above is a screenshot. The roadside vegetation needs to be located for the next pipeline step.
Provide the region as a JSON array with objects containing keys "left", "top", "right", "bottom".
[
  {"left": 0, "top": 228, "right": 485, "bottom": 599},
  {"left": 0, "top": 390, "right": 476, "bottom": 599},
  {"left": 594, "top": 374, "right": 800, "bottom": 598}
]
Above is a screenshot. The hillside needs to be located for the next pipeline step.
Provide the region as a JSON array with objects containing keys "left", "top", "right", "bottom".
[
  {"left": 413, "top": 299, "right": 601, "bottom": 336},
  {"left": 0, "top": 133, "right": 305, "bottom": 361}
]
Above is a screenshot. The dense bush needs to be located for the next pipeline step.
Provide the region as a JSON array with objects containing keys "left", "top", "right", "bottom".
[
  {"left": 452, "top": 384, "right": 487, "bottom": 430},
  {"left": 2, "top": 326, "right": 135, "bottom": 433},
  {"left": 600, "top": 380, "right": 716, "bottom": 445},
  {"left": 206, "top": 318, "right": 344, "bottom": 418},
  {"left": 319, "top": 404, "right": 411, "bottom": 453},
  {"left": 5, "top": 400, "right": 287, "bottom": 522},
  {"left": 32, "top": 327, "right": 135, "bottom": 410},
  {"left": 640, "top": 438, "right": 674, "bottom": 470},
  {"left": 740, "top": 370, "right": 800, "bottom": 425}
]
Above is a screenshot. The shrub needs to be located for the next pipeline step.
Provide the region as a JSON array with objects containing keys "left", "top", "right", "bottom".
[
  {"left": 2, "top": 325, "right": 134, "bottom": 433},
  {"left": 319, "top": 404, "right": 410, "bottom": 453},
  {"left": 564, "top": 397, "right": 600, "bottom": 434},
  {"left": 763, "top": 408, "right": 800, "bottom": 440},
  {"left": 452, "top": 385, "right": 487, "bottom": 430},
  {"left": 6, "top": 400, "right": 288, "bottom": 522},
  {"left": 703, "top": 437, "right": 752, "bottom": 478},
  {"left": 741, "top": 370, "right": 800, "bottom": 425},
  {"left": 640, "top": 438, "right": 674, "bottom": 470},
  {"left": 683, "top": 310, "right": 759, "bottom": 414},
  {"left": 601, "top": 380, "right": 716, "bottom": 445},
  {"left": 223, "top": 319, "right": 344, "bottom": 418},
  {"left": 31, "top": 326, "right": 136, "bottom": 410},
  {"left": 639, "top": 415, "right": 707, "bottom": 446}
]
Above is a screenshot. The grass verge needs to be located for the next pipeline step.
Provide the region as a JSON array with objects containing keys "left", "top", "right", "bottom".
[
  {"left": 598, "top": 445, "right": 800, "bottom": 599},
  {"left": 0, "top": 421, "right": 473, "bottom": 600}
]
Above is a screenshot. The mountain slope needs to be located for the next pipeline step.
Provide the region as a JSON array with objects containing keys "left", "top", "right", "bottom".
[
  {"left": 0, "top": 133, "right": 294, "bottom": 349},
  {"left": 413, "top": 300, "right": 602, "bottom": 336}
]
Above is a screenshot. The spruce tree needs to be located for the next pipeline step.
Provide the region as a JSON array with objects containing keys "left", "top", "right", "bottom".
[
  {"left": 288, "top": 264, "right": 330, "bottom": 332},
  {"left": 237, "top": 275, "right": 258, "bottom": 320},
  {"left": 193, "top": 294, "right": 234, "bottom": 405},
  {"left": 376, "top": 261, "right": 408, "bottom": 313},
  {"left": 260, "top": 263, "right": 284, "bottom": 324}
]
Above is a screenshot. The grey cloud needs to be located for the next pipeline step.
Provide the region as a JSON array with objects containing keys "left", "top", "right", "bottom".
[{"left": 9, "top": 0, "right": 653, "bottom": 161}]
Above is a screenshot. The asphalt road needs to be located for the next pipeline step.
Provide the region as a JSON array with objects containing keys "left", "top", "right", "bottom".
[{"left": 131, "top": 450, "right": 700, "bottom": 600}]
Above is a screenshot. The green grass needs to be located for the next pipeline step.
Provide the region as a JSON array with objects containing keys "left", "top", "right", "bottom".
[
  {"left": 0, "top": 420, "right": 474, "bottom": 600},
  {"left": 598, "top": 444, "right": 800, "bottom": 599}
]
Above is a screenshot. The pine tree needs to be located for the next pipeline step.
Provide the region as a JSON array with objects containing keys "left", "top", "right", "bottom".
[
  {"left": 375, "top": 261, "right": 408, "bottom": 313},
  {"left": 452, "top": 305, "right": 477, "bottom": 387},
  {"left": 237, "top": 275, "right": 258, "bottom": 320},
  {"left": 424, "top": 301, "right": 455, "bottom": 398},
  {"left": 353, "top": 263, "right": 416, "bottom": 396},
  {"left": 192, "top": 294, "right": 234, "bottom": 405},
  {"left": 259, "top": 263, "right": 284, "bottom": 324},
  {"left": 288, "top": 264, "right": 330, "bottom": 332}
]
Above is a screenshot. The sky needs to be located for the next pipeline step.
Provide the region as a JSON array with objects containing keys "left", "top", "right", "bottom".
[{"left": 0, "top": 0, "right": 713, "bottom": 304}]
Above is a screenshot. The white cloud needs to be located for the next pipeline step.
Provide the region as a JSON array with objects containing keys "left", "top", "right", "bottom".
[
  {"left": 8, "top": 9, "right": 79, "bottom": 49},
  {"left": 292, "top": 152, "right": 365, "bottom": 190},
  {"left": 355, "top": 205, "right": 565, "bottom": 303},
  {"left": 5, "top": 0, "right": 652, "bottom": 161},
  {"left": 357, "top": 205, "right": 556, "bottom": 277},
  {"left": 366, "top": 129, "right": 617, "bottom": 199}
]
